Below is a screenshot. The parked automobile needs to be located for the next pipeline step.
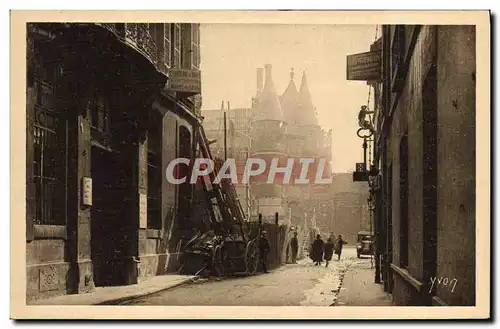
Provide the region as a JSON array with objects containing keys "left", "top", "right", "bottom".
[{"left": 356, "top": 231, "right": 374, "bottom": 258}]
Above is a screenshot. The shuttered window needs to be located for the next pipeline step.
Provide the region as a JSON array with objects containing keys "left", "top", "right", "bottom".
[{"left": 89, "top": 95, "right": 109, "bottom": 134}]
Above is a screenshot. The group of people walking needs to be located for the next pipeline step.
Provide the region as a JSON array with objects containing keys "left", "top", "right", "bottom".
[
  {"left": 258, "top": 230, "right": 348, "bottom": 273},
  {"left": 311, "top": 234, "right": 347, "bottom": 267}
]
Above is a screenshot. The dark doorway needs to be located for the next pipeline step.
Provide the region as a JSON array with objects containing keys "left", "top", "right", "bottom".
[
  {"left": 400, "top": 134, "right": 409, "bottom": 268},
  {"left": 176, "top": 126, "right": 193, "bottom": 244},
  {"left": 386, "top": 164, "right": 394, "bottom": 293},
  {"left": 422, "top": 63, "right": 438, "bottom": 299},
  {"left": 91, "top": 146, "right": 129, "bottom": 286}
]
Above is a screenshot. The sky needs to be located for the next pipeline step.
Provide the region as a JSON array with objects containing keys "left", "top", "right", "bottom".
[{"left": 199, "top": 23, "right": 377, "bottom": 173}]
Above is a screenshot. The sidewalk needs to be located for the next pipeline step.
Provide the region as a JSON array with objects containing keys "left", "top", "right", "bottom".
[
  {"left": 335, "top": 260, "right": 393, "bottom": 306},
  {"left": 29, "top": 274, "right": 198, "bottom": 305}
]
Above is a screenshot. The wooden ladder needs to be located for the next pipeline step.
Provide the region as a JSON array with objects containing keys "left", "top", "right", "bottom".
[{"left": 196, "top": 124, "right": 247, "bottom": 238}]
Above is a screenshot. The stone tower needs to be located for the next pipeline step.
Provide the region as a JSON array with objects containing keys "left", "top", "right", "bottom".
[
  {"left": 280, "top": 70, "right": 326, "bottom": 227},
  {"left": 250, "top": 64, "right": 287, "bottom": 222}
]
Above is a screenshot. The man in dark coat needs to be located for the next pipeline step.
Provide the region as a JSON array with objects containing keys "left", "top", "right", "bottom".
[
  {"left": 324, "top": 237, "right": 335, "bottom": 267},
  {"left": 335, "top": 234, "right": 348, "bottom": 260},
  {"left": 259, "top": 231, "right": 271, "bottom": 273},
  {"left": 311, "top": 234, "right": 324, "bottom": 266},
  {"left": 290, "top": 231, "right": 299, "bottom": 264}
]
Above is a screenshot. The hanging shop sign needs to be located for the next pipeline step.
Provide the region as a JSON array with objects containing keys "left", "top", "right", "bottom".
[
  {"left": 346, "top": 50, "right": 382, "bottom": 82},
  {"left": 353, "top": 162, "right": 369, "bottom": 182},
  {"left": 357, "top": 127, "right": 374, "bottom": 139},
  {"left": 167, "top": 69, "right": 202, "bottom": 95}
]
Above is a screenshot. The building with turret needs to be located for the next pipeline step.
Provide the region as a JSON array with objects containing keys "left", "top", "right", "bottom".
[
  {"left": 250, "top": 64, "right": 289, "bottom": 221},
  {"left": 276, "top": 66, "right": 333, "bottom": 230},
  {"left": 202, "top": 64, "right": 333, "bottom": 232}
]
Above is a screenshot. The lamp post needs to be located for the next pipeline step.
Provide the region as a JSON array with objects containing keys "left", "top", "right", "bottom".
[{"left": 355, "top": 104, "right": 381, "bottom": 283}]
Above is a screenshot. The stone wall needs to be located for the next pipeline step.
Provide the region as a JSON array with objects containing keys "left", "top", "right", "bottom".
[
  {"left": 386, "top": 25, "right": 476, "bottom": 306},
  {"left": 435, "top": 25, "right": 476, "bottom": 306}
]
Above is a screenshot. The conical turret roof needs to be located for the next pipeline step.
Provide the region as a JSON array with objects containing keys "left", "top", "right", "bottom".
[
  {"left": 253, "top": 64, "right": 283, "bottom": 122},
  {"left": 281, "top": 68, "right": 300, "bottom": 125},
  {"left": 297, "top": 71, "right": 319, "bottom": 127}
]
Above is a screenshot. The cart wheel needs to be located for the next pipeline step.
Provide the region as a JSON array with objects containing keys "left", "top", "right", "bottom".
[
  {"left": 244, "top": 240, "right": 259, "bottom": 275},
  {"left": 212, "top": 245, "right": 225, "bottom": 277}
]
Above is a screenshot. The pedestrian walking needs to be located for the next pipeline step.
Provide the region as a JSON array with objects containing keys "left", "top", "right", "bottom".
[
  {"left": 259, "top": 231, "right": 271, "bottom": 273},
  {"left": 324, "top": 237, "right": 335, "bottom": 267},
  {"left": 334, "top": 234, "right": 348, "bottom": 261},
  {"left": 290, "top": 231, "right": 299, "bottom": 264},
  {"left": 311, "top": 234, "right": 324, "bottom": 266}
]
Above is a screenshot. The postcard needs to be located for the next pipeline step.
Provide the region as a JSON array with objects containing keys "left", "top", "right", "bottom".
[{"left": 10, "top": 10, "right": 490, "bottom": 320}]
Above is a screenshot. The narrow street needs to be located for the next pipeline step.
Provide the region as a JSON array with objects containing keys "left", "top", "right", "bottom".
[
  {"left": 119, "top": 248, "right": 368, "bottom": 306},
  {"left": 18, "top": 20, "right": 483, "bottom": 318}
]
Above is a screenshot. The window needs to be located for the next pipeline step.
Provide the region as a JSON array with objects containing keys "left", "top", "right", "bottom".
[
  {"left": 191, "top": 24, "right": 200, "bottom": 69},
  {"left": 399, "top": 134, "right": 409, "bottom": 268},
  {"left": 33, "top": 64, "right": 66, "bottom": 226},
  {"left": 90, "top": 94, "right": 109, "bottom": 134},
  {"left": 147, "top": 112, "right": 162, "bottom": 229},
  {"left": 163, "top": 24, "right": 172, "bottom": 69},
  {"left": 180, "top": 24, "right": 191, "bottom": 69},
  {"left": 171, "top": 23, "right": 181, "bottom": 68}
]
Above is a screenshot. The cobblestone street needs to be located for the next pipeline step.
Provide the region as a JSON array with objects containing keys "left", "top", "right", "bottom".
[{"left": 118, "top": 248, "right": 365, "bottom": 306}]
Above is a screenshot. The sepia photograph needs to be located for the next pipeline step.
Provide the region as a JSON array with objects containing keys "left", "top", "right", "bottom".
[{"left": 10, "top": 10, "right": 490, "bottom": 320}]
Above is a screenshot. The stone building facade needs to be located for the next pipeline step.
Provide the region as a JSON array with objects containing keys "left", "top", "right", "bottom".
[
  {"left": 26, "top": 23, "right": 202, "bottom": 302},
  {"left": 375, "top": 25, "right": 476, "bottom": 306}
]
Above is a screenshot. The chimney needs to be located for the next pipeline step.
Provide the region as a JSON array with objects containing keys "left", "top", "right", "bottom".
[
  {"left": 256, "top": 68, "right": 263, "bottom": 97},
  {"left": 264, "top": 64, "right": 272, "bottom": 84}
]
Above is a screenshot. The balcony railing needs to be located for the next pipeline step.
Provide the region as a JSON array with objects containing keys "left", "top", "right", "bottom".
[
  {"left": 97, "top": 23, "right": 159, "bottom": 72},
  {"left": 125, "top": 23, "right": 158, "bottom": 66}
]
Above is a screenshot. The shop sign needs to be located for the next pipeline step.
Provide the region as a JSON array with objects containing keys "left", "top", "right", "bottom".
[
  {"left": 82, "top": 177, "right": 92, "bottom": 206},
  {"left": 353, "top": 162, "right": 369, "bottom": 182},
  {"left": 168, "top": 69, "right": 202, "bottom": 94},
  {"left": 346, "top": 50, "right": 382, "bottom": 81},
  {"left": 139, "top": 193, "right": 147, "bottom": 228}
]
